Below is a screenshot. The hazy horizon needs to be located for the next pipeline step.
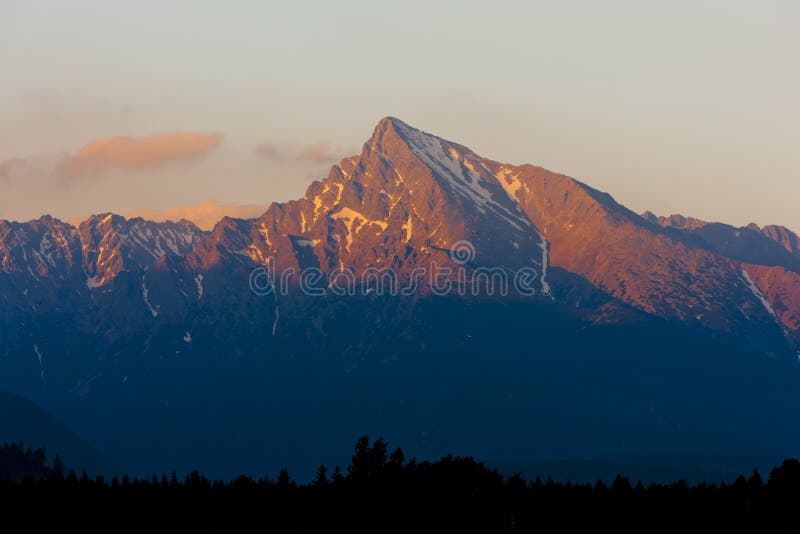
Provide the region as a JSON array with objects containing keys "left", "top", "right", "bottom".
[{"left": 2, "top": 0, "right": 798, "bottom": 231}]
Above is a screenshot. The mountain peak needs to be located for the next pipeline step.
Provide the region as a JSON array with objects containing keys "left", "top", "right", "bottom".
[
  {"left": 207, "top": 115, "right": 551, "bottom": 287},
  {"left": 80, "top": 212, "right": 125, "bottom": 229},
  {"left": 366, "top": 115, "right": 420, "bottom": 153},
  {"left": 75, "top": 213, "right": 204, "bottom": 287},
  {"left": 364, "top": 116, "right": 531, "bottom": 229},
  {"left": 376, "top": 115, "right": 404, "bottom": 126},
  {"left": 641, "top": 212, "right": 709, "bottom": 231},
  {"left": 372, "top": 115, "right": 409, "bottom": 132},
  {"left": 367, "top": 116, "right": 456, "bottom": 158}
]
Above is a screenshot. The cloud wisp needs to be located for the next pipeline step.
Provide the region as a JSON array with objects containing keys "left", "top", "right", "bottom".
[
  {"left": 58, "top": 132, "right": 222, "bottom": 178},
  {"left": 126, "top": 199, "right": 269, "bottom": 230}
]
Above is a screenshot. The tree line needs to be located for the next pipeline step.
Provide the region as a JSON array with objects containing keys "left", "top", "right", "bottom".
[{"left": 2, "top": 437, "right": 800, "bottom": 532}]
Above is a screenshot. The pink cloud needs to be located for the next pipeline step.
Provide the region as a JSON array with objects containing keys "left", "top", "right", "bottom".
[
  {"left": 58, "top": 132, "right": 222, "bottom": 177},
  {"left": 126, "top": 199, "right": 268, "bottom": 230}
]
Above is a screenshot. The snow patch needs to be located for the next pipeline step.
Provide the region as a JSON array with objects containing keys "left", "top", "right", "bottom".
[
  {"left": 118, "top": 224, "right": 198, "bottom": 261},
  {"left": 741, "top": 269, "right": 776, "bottom": 319},
  {"left": 331, "top": 207, "right": 388, "bottom": 253},
  {"left": 37, "top": 233, "right": 56, "bottom": 268},
  {"left": 22, "top": 249, "right": 40, "bottom": 281},
  {"left": 257, "top": 223, "right": 273, "bottom": 253},
  {"left": 33, "top": 344, "right": 44, "bottom": 379},
  {"left": 194, "top": 273, "right": 204, "bottom": 300},
  {"left": 183, "top": 331, "right": 192, "bottom": 343},
  {"left": 402, "top": 213, "right": 413, "bottom": 244},
  {"left": 392, "top": 120, "right": 530, "bottom": 230},
  {"left": 314, "top": 187, "right": 328, "bottom": 213},
  {"left": 496, "top": 167, "right": 523, "bottom": 199},
  {"left": 141, "top": 274, "right": 158, "bottom": 317},
  {"left": 333, "top": 183, "right": 344, "bottom": 207}
]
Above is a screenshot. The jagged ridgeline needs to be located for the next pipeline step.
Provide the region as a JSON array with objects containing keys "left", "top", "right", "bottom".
[{"left": 1, "top": 118, "right": 800, "bottom": 478}]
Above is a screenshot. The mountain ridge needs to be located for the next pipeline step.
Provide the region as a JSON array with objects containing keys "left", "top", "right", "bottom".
[
  {"left": 3, "top": 116, "right": 800, "bottom": 477},
  {"left": 2, "top": 117, "right": 798, "bottom": 347}
]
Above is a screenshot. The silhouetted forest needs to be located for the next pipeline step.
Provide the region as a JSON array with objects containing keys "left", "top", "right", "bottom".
[{"left": 3, "top": 437, "right": 800, "bottom": 532}]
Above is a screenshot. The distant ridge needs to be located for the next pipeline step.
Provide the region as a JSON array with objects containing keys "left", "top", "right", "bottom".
[{"left": 0, "top": 391, "right": 115, "bottom": 475}]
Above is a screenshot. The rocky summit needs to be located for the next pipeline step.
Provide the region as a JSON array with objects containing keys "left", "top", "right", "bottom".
[{"left": 2, "top": 117, "right": 800, "bottom": 478}]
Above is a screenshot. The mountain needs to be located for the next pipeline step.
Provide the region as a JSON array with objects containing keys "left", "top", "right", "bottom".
[
  {"left": 759, "top": 224, "right": 800, "bottom": 256},
  {"left": 182, "top": 116, "right": 547, "bottom": 293},
  {"left": 644, "top": 212, "right": 800, "bottom": 344},
  {"left": 648, "top": 214, "right": 800, "bottom": 270},
  {"left": 0, "top": 213, "right": 203, "bottom": 319},
  {"left": 1, "top": 117, "right": 800, "bottom": 477},
  {"left": 642, "top": 212, "right": 709, "bottom": 231},
  {"left": 0, "top": 391, "right": 115, "bottom": 475},
  {"left": 650, "top": 214, "right": 800, "bottom": 258},
  {"left": 78, "top": 213, "right": 203, "bottom": 288},
  {"left": 488, "top": 164, "right": 780, "bottom": 340}
]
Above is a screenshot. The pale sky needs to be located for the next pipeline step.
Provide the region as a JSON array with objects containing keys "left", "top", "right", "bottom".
[{"left": 1, "top": 0, "right": 798, "bottom": 231}]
